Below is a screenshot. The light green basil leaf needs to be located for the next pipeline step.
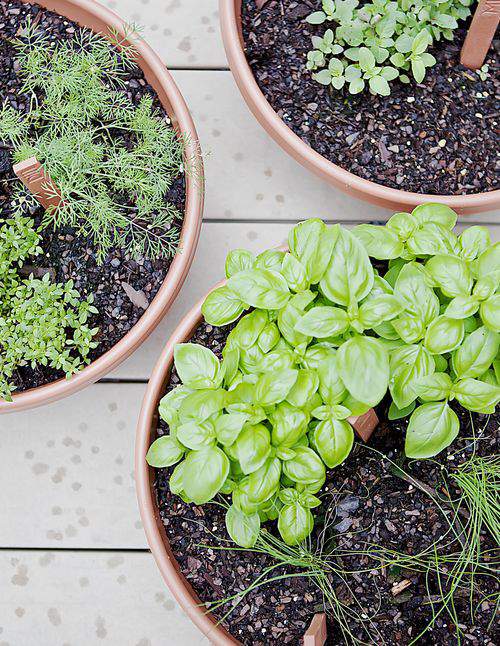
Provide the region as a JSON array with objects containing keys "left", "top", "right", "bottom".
[
  {"left": 215, "top": 413, "right": 248, "bottom": 446},
  {"left": 425, "top": 254, "right": 472, "bottom": 297},
  {"left": 317, "top": 354, "right": 346, "bottom": 405},
  {"left": 388, "top": 401, "right": 416, "bottom": 420},
  {"left": 358, "top": 294, "right": 403, "bottom": 328},
  {"left": 452, "top": 378, "right": 500, "bottom": 413},
  {"left": 406, "top": 223, "right": 459, "bottom": 257},
  {"left": 278, "top": 301, "right": 311, "bottom": 347},
  {"left": 288, "top": 219, "right": 339, "bottom": 284},
  {"left": 174, "top": 343, "right": 222, "bottom": 390},
  {"left": 459, "top": 226, "right": 491, "bottom": 262},
  {"left": 227, "top": 268, "right": 290, "bottom": 310},
  {"left": 271, "top": 401, "right": 308, "bottom": 447},
  {"left": 405, "top": 402, "right": 459, "bottom": 459},
  {"left": 146, "top": 435, "right": 184, "bottom": 467},
  {"left": 231, "top": 309, "right": 268, "bottom": 349},
  {"left": 320, "top": 228, "right": 374, "bottom": 308},
  {"left": 169, "top": 461, "right": 185, "bottom": 495},
  {"left": 338, "top": 336, "right": 389, "bottom": 407},
  {"left": 233, "top": 424, "right": 271, "bottom": 474},
  {"left": 295, "top": 306, "right": 349, "bottom": 338},
  {"left": 258, "top": 322, "right": 280, "bottom": 353},
  {"left": 247, "top": 457, "right": 281, "bottom": 503},
  {"left": 411, "top": 203, "right": 457, "bottom": 229},
  {"left": 182, "top": 446, "right": 230, "bottom": 504},
  {"left": 225, "top": 505, "right": 260, "bottom": 548},
  {"left": 278, "top": 502, "right": 314, "bottom": 546},
  {"left": 222, "top": 346, "right": 240, "bottom": 387},
  {"left": 225, "top": 249, "right": 255, "bottom": 278},
  {"left": 394, "top": 263, "right": 440, "bottom": 325},
  {"left": 286, "top": 369, "right": 319, "bottom": 408},
  {"left": 302, "top": 343, "right": 336, "bottom": 369},
  {"left": 453, "top": 326, "right": 499, "bottom": 378},
  {"left": 392, "top": 314, "right": 425, "bottom": 343},
  {"left": 239, "top": 344, "right": 266, "bottom": 374},
  {"left": 283, "top": 446, "right": 326, "bottom": 484},
  {"left": 445, "top": 296, "right": 479, "bottom": 320},
  {"left": 202, "top": 286, "right": 246, "bottom": 326},
  {"left": 473, "top": 241, "right": 500, "bottom": 279},
  {"left": 314, "top": 418, "right": 354, "bottom": 468},
  {"left": 179, "top": 389, "right": 227, "bottom": 423},
  {"left": 480, "top": 295, "right": 500, "bottom": 332},
  {"left": 424, "top": 316, "right": 464, "bottom": 355},
  {"left": 259, "top": 347, "right": 296, "bottom": 373},
  {"left": 473, "top": 275, "right": 497, "bottom": 301},
  {"left": 353, "top": 224, "right": 404, "bottom": 259},
  {"left": 176, "top": 420, "right": 215, "bottom": 450},
  {"left": 232, "top": 478, "right": 262, "bottom": 514},
  {"left": 254, "top": 368, "right": 298, "bottom": 406},
  {"left": 389, "top": 343, "right": 435, "bottom": 409},
  {"left": 386, "top": 211, "right": 417, "bottom": 240},
  {"left": 158, "top": 386, "right": 192, "bottom": 426},
  {"left": 254, "top": 249, "right": 286, "bottom": 273},
  {"left": 281, "top": 253, "right": 309, "bottom": 292},
  {"left": 413, "top": 372, "right": 453, "bottom": 402}
]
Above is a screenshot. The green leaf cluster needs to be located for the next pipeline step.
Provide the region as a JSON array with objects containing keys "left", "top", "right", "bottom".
[
  {"left": 0, "top": 197, "right": 99, "bottom": 401},
  {"left": 0, "top": 20, "right": 185, "bottom": 264},
  {"left": 147, "top": 204, "right": 499, "bottom": 548},
  {"left": 306, "top": 0, "right": 474, "bottom": 95}
]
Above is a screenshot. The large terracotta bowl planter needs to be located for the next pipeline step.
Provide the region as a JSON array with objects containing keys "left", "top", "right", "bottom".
[
  {"left": 219, "top": 0, "right": 500, "bottom": 215},
  {"left": 0, "top": 0, "right": 204, "bottom": 414},
  {"left": 135, "top": 282, "right": 327, "bottom": 645}
]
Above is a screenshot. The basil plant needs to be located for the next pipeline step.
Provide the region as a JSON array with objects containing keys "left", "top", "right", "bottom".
[{"left": 147, "top": 205, "right": 499, "bottom": 548}]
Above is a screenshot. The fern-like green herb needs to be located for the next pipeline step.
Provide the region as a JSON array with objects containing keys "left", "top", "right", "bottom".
[{"left": 0, "top": 20, "right": 185, "bottom": 264}]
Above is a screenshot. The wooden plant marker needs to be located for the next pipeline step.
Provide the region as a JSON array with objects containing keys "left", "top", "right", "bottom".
[
  {"left": 460, "top": 0, "right": 500, "bottom": 70},
  {"left": 304, "top": 613, "right": 327, "bottom": 646},
  {"left": 348, "top": 408, "right": 379, "bottom": 443},
  {"left": 13, "top": 156, "right": 63, "bottom": 211}
]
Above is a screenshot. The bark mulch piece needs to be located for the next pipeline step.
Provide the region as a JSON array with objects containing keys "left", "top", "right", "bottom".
[
  {"left": 154, "top": 321, "right": 499, "bottom": 646},
  {"left": 0, "top": 0, "right": 185, "bottom": 392},
  {"left": 241, "top": 0, "right": 499, "bottom": 196}
]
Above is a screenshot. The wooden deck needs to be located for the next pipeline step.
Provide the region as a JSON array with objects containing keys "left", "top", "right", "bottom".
[{"left": 0, "top": 1, "right": 498, "bottom": 643}]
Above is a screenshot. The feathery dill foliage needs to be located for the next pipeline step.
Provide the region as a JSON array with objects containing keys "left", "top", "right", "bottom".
[
  {"left": 0, "top": 193, "right": 99, "bottom": 401},
  {"left": 0, "top": 20, "right": 185, "bottom": 264}
]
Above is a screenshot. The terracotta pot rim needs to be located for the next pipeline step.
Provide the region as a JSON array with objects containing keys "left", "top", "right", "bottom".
[
  {"left": 219, "top": 0, "right": 500, "bottom": 215},
  {"left": 0, "top": 0, "right": 204, "bottom": 414}
]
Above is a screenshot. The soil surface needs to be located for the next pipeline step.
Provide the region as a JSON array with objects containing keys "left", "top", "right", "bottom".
[
  {"left": 241, "top": 0, "right": 499, "bottom": 196},
  {"left": 154, "top": 321, "right": 499, "bottom": 646},
  {"left": 0, "top": 0, "right": 185, "bottom": 392}
]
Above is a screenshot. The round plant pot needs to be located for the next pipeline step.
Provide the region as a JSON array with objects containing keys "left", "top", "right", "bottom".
[
  {"left": 135, "top": 280, "right": 325, "bottom": 645},
  {"left": 0, "top": 0, "right": 204, "bottom": 414},
  {"left": 219, "top": 0, "right": 500, "bottom": 215}
]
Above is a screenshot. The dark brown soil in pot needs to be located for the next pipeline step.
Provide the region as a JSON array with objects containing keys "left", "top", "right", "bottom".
[
  {"left": 153, "top": 321, "right": 499, "bottom": 646},
  {"left": 0, "top": 0, "right": 185, "bottom": 392},
  {"left": 241, "top": 0, "right": 499, "bottom": 196}
]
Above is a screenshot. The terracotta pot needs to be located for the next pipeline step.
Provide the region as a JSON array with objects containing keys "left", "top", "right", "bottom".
[
  {"left": 219, "top": 0, "right": 500, "bottom": 215},
  {"left": 0, "top": 0, "right": 204, "bottom": 413},
  {"left": 135, "top": 280, "right": 329, "bottom": 645}
]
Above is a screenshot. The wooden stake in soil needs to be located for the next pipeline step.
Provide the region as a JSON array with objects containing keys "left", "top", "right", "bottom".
[
  {"left": 348, "top": 408, "right": 379, "bottom": 443},
  {"left": 13, "top": 156, "right": 63, "bottom": 211},
  {"left": 460, "top": 0, "right": 500, "bottom": 70},
  {"left": 303, "top": 613, "right": 327, "bottom": 646}
]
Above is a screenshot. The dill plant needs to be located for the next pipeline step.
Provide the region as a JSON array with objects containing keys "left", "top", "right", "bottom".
[{"left": 0, "top": 20, "right": 185, "bottom": 264}]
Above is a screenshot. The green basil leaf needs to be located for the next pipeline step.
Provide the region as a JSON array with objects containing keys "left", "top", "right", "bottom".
[
  {"left": 389, "top": 343, "right": 435, "bottom": 409},
  {"left": 288, "top": 219, "right": 339, "bottom": 284},
  {"left": 182, "top": 446, "right": 230, "bottom": 504},
  {"left": 225, "top": 249, "right": 255, "bottom": 278},
  {"left": 225, "top": 505, "right": 260, "bottom": 548},
  {"left": 286, "top": 369, "right": 319, "bottom": 408},
  {"left": 338, "top": 336, "right": 389, "bottom": 407},
  {"left": 259, "top": 347, "right": 296, "bottom": 373},
  {"left": 232, "top": 477, "right": 262, "bottom": 514},
  {"left": 215, "top": 413, "right": 248, "bottom": 446},
  {"left": 459, "top": 226, "right": 490, "bottom": 262},
  {"left": 278, "top": 502, "right": 314, "bottom": 545},
  {"left": 445, "top": 296, "right": 479, "bottom": 320},
  {"left": 424, "top": 316, "right": 464, "bottom": 355},
  {"left": 179, "top": 389, "right": 227, "bottom": 424},
  {"left": 480, "top": 295, "right": 500, "bottom": 333},
  {"left": 254, "top": 368, "right": 298, "bottom": 406},
  {"left": 169, "top": 461, "right": 185, "bottom": 495},
  {"left": 202, "top": 286, "right": 246, "bottom": 326},
  {"left": 406, "top": 223, "right": 459, "bottom": 257},
  {"left": 405, "top": 402, "right": 459, "bottom": 459},
  {"left": 295, "top": 306, "right": 349, "bottom": 338},
  {"left": 314, "top": 418, "right": 354, "bottom": 468},
  {"left": 386, "top": 211, "right": 417, "bottom": 240},
  {"left": 317, "top": 354, "right": 347, "bottom": 405},
  {"left": 231, "top": 309, "right": 268, "bottom": 349},
  {"left": 146, "top": 435, "right": 185, "bottom": 467},
  {"left": 258, "top": 322, "right": 280, "bottom": 353},
  {"left": 473, "top": 275, "right": 497, "bottom": 301},
  {"left": 158, "top": 386, "right": 192, "bottom": 426},
  {"left": 320, "top": 228, "right": 374, "bottom": 307},
  {"left": 174, "top": 343, "right": 222, "bottom": 390},
  {"left": 247, "top": 457, "right": 281, "bottom": 503},
  {"left": 176, "top": 420, "right": 216, "bottom": 450},
  {"left": 392, "top": 314, "right": 425, "bottom": 343},
  {"left": 353, "top": 224, "right": 404, "bottom": 259},
  {"left": 425, "top": 254, "right": 472, "bottom": 297},
  {"left": 452, "top": 378, "right": 500, "bottom": 413},
  {"left": 283, "top": 446, "right": 326, "bottom": 484},
  {"left": 358, "top": 294, "right": 403, "bottom": 328},
  {"left": 411, "top": 203, "right": 457, "bottom": 229},
  {"left": 394, "top": 263, "right": 440, "bottom": 325},
  {"left": 413, "top": 372, "right": 453, "bottom": 401},
  {"left": 474, "top": 242, "right": 500, "bottom": 279},
  {"left": 222, "top": 346, "right": 240, "bottom": 387},
  {"left": 281, "top": 253, "right": 309, "bottom": 292},
  {"left": 233, "top": 424, "right": 271, "bottom": 474},
  {"left": 227, "top": 268, "right": 290, "bottom": 310},
  {"left": 255, "top": 249, "right": 286, "bottom": 273},
  {"left": 453, "top": 326, "right": 499, "bottom": 379},
  {"left": 388, "top": 401, "right": 416, "bottom": 420},
  {"left": 303, "top": 343, "right": 337, "bottom": 369},
  {"left": 277, "top": 301, "right": 312, "bottom": 347},
  {"left": 270, "top": 402, "right": 309, "bottom": 447}
]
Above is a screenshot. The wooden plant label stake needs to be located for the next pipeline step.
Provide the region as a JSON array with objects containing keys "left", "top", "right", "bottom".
[
  {"left": 303, "top": 613, "right": 327, "bottom": 646},
  {"left": 13, "top": 156, "right": 63, "bottom": 211},
  {"left": 460, "top": 0, "right": 500, "bottom": 70},
  {"left": 348, "top": 408, "right": 379, "bottom": 443}
]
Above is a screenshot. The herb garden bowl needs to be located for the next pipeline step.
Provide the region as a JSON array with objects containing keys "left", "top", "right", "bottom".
[
  {"left": 0, "top": 0, "right": 203, "bottom": 413},
  {"left": 219, "top": 0, "right": 500, "bottom": 215}
]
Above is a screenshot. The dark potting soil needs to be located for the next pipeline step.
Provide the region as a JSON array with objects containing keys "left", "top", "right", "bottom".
[
  {"left": 0, "top": 0, "right": 185, "bottom": 392},
  {"left": 241, "top": 0, "right": 499, "bottom": 196},
  {"left": 154, "top": 321, "right": 499, "bottom": 646}
]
